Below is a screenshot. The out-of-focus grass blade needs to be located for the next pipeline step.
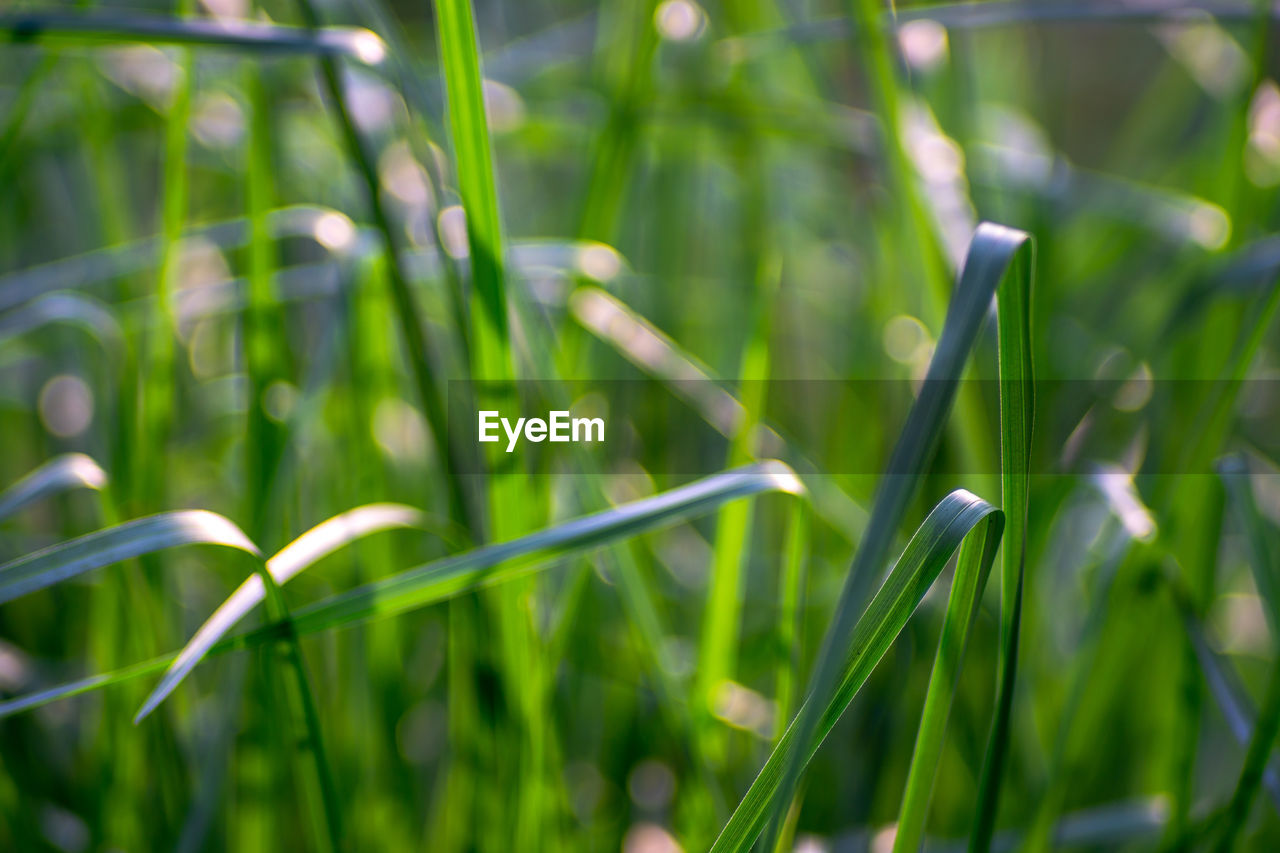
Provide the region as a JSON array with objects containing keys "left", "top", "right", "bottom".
[
  {"left": 134, "top": 504, "right": 423, "bottom": 721},
  {"left": 744, "top": 222, "right": 1032, "bottom": 853},
  {"left": 0, "top": 454, "right": 108, "bottom": 523},
  {"left": 0, "top": 511, "right": 259, "bottom": 605},
  {"left": 0, "top": 12, "right": 386, "bottom": 63},
  {"left": 294, "top": 0, "right": 467, "bottom": 529},
  {"left": 1219, "top": 455, "right": 1280, "bottom": 630},
  {"left": 1181, "top": 606, "right": 1280, "bottom": 811},
  {"left": 0, "top": 293, "right": 124, "bottom": 360},
  {"left": 710, "top": 490, "right": 1004, "bottom": 853},
  {"left": 1214, "top": 455, "right": 1280, "bottom": 845},
  {"left": 436, "top": 0, "right": 509, "bottom": 364},
  {"left": 731, "top": 1, "right": 1280, "bottom": 51},
  {"left": 0, "top": 461, "right": 802, "bottom": 718}
]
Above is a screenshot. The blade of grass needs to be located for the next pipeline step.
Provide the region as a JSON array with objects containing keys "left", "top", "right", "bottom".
[
  {"left": 892, "top": 512, "right": 1004, "bottom": 853},
  {"left": 969, "top": 217, "right": 1037, "bottom": 853},
  {"left": 0, "top": 453, "right": 108, "bottom": 522},
  {"left": 711, "top": 489, "right": 1005, "bottom": 853},
  {"left": 0, "top": 461, "right": 803, "bottom": 717},
  {"left": 0, "top": 11, "right": 385, "bottom": 62},
  {"left": 0, "top": 510, "right": 259, "bottom": 604},
  {"left": 1214, "top": 455, "right": 1280, "bottom": 848},
  {"left": 292, "top": 0, "right": 474, "bottom": 531},
  {"left": 751, "top": 222, "right": 1032, "bottom": 853},
  {"left": 135, "top": 503, "right": 424, "bottom": 721}
]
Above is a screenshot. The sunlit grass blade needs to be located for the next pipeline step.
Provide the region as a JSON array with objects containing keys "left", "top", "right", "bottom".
[
  {"left": 0, "top": 11, "right": 386, "bottom": 62},
  {"left": 0, "top": 511, "right": 259, "bottom": 605},
  {"left": 0, "top": 461, "right": 802, "bottom": 719},
  {"left": 0, "top": 454, "right": 108, "bottom": 523},
  {"left": 750, "top": 222, "right": 1032, "bottom": 852},
  {"left": 710, "top": 490, "right": 1004, "bottom": 853},
  {"left": 134, "top": 504, "right": 423, "bottom": 721}
]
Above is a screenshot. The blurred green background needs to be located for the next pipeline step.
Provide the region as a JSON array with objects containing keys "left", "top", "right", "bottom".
[{"left": 4, "top": 0, "right": 1280, "bottom": 851}]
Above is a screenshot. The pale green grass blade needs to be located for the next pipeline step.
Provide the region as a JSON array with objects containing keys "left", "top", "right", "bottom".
[
  {"left": 0, "top": 454, "right": 108, "bottom": 523},
  {"left": 0, "top": 11, "right": 385, "bottom": 62},
  {"left": 134, "top": 504, "right": 424, "bottom": 722},
  {"left": 750, "top": 222, "right": 1031, "bottom": 852},
  {"left": 710, "top": 490, "right": 1004, "bottom": 853},
  {"left": 0, "top": 461, "right": 802, "bottom": 719},
  {"left": 0, "top": 511, "right": 259, "bottom": 604}
]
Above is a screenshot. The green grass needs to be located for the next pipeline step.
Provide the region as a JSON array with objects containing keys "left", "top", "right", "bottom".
[{"left": 5, "top": 1, "right": 1280, "bottom": 850}]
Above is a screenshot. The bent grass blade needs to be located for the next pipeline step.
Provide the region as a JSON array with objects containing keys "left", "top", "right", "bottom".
[
  {"left": 0, "top": 510, "right": 259, "bottom": 605},
  {"left": 134, "top": 504, "right": 424, "bottom": 721},
  {"left": 710, "top": 490, "right": 1004, "bottom": 853},
  {"left": 0, "top": 454, "right": 108, "bottom": 523},
  {"left": 0, "top": 462, "right": 803, "bottom": 719}
]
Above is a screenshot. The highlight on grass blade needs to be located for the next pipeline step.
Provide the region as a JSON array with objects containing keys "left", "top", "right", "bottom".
[
  {"left": 0, "top": 454, "right": 108, "bottom": 523},
  {"left": 0, "top": 12, "right": 387, "bottom": 64},
  {"left": 134, "top": 503, "right": 424, "bottom": 721},
  {"left": 0, "top": 511, "right": 259, "bottom": 605},
  {"left": 0, "top": 461, "right": 804, "bottom": 720}
]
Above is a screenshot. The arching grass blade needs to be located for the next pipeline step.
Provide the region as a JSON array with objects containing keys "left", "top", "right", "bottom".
[
  {"left": 0, "top": 454, "right": 108, "bottom": 523},
  {"left": 134, "top": 504, "right": 423, "bottom": 721},
  {"left": 0, "top": 511, "right": 258, "bottom": 605}
]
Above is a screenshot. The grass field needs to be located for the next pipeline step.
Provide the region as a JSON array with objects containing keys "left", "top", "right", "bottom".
[{"left": 3, "top": 0, "right": 1280, "bottom": 850}]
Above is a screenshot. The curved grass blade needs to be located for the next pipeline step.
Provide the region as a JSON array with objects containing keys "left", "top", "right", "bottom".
[
  {"left": 0, "top": 12, "right": 386, "bottom": 63},
  {"left": 0, "top": 454, "right": 108, "bottom": 523},
  {"left": 1181, "top": 604, "right": 1280, "bottom": 810},
  {"left": 893, "top": 515, "right": 1005, "bottom": 853},
  {"left": 710, "top": 490, "right": 1004, "bottom": 853},
  {"left": 281, "top": 461, "right": 802, "bottom": 636},
  {"left": 134, "top": 504, "right": 423, "bottom": 721},
  {"left": 0, "top": 461, "right": 802, "bottom": 719},
  {"left": 970, "top": 222, "right": 1037, "bottom": 853},
  {"left": 746, "top": 222, "right": 1032, "bottom": 853},
  {"left": 0, "top": 511, "right": 259, "bottom": 605}
]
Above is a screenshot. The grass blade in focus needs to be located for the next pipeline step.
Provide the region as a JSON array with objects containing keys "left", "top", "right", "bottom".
[
  {"left": 134, "top": 503, "right": 423, "bottom": 721},
  {"left": 710, "top": 490, "right": 1004, "bottom": 853}
]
